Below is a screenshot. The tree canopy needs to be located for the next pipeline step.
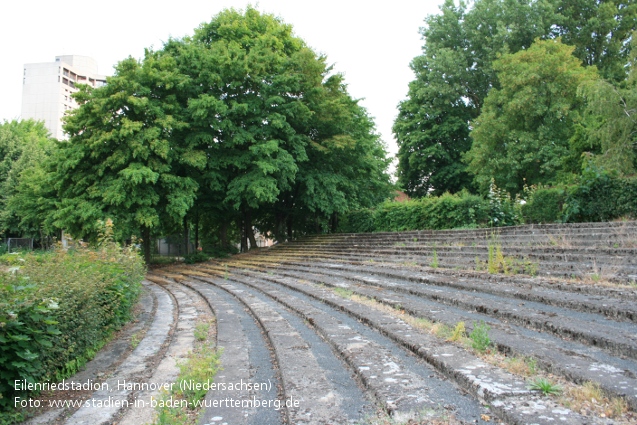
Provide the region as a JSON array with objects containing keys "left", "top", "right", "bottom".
[
  {"left": 51, "top": 7, "right": 391, "bottom": 258},
  {"left": 395, "top": 0, "right": 636, "bottom": 197},
  {"left": 0, "top": 120, "right": 56, "bottom": 239},
  {"left": 465, "top": 39, "right": 599, "bottom": 194}
]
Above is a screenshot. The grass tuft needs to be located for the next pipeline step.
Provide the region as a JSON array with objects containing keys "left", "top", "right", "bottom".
[{"left": 528, "top": 377, "right": 562, "bottom": 396}]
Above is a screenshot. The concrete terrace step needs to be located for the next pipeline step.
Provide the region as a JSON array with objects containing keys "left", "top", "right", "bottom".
[
  {"left": 249, "top": 248, "right": 637, "bottom": 282},
  {"left": 220, "top": 257, "right": 637, "bottom": 322},
  {"left": 271, "top": 245, "right": 637, "bottom": 270},
  {"left": 293, "top": 222, "right": 637, "bottom": 248},
  {"left": 63, "top": 281, "right": 177, "bottom": 425},
  {"left": 177, "top": 265, "right": 622, "bottom": 424},
  {"left": 304, "top": 221, "right": 637, "bottom": 240},
  {"left": 195, "top": 262, "right": 637, "bottom": 413}
]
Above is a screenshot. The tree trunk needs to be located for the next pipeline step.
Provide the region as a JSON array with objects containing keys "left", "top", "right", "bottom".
[
  {"left": 183, "top": 217, "right": 189, "bottom": 256},
  {"left": 219, "top": 222, "right": 229, "bottom": 249},
  {"left": 286, "top": 215, "right": 293, "bottom": 241},
  {"left": 194, "top": 211, "right": 200, "bottom": 250},
  {"left": 330, "top": 212, "right": 338, "bottom": 233},
  {"left": 142, "top": 226, "right": 151, "bottom": 264},
  {"left": 245, "top": 208, "right": 257, "bottom": 250},
  {"left": 240, "top": 218, "right": 248, "bottom": 253}
]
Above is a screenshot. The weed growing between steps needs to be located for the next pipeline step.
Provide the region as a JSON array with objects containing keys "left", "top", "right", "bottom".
[
  {"left": 528, "top": 377, "right": 562, "bottom": 395},
  {"left": 469, "top": 321, "right": 491, "bottom": 352},
  {"left": 0, "top": 223, "right": 144, "bottom": 422},
  {"left": 473, "top": 236, "right": 539, "bottom": 276},
  {"left": 155, "top": 317, "right": 220, "bottom": 425},
  {"left": 430, "top": 250, "right": 439, "bottom": 268},
  {"left": 559, "top": 381, "right": 629, "bottom": 419},
  {"left": 328, "top": 284, "right": 635, "bottom": 421}
]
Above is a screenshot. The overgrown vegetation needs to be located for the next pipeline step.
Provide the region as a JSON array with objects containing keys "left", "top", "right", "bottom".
[
  {"left": 0, "top": 220, "right": 144, "bottom": 420},
  {"left": 339, "top": 191, "right": 491, "bottom": 233},
  {"left": 155, "top": 317, "right": 220, "bottom": 425},
  {"left": 341, "top": 168, "right": 636, "bottom": 234},
  {"left": 469, "top": 321, "right": 492, "bottom": 353}
]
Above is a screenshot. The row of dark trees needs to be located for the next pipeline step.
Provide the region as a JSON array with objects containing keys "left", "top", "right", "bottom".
[
  {"left": 394, "top": 0, "right": 637, "bottom": 197},
  {"left": 1, "top": 8, "right": 392, "bottom": 262}
]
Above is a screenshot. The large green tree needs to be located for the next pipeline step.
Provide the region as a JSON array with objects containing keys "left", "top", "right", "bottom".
[
  {"left": 0, "top": 120, "right": 57, "bottom": 240},
  {"left": 58, "top": 52, "right": 196, "bottom": 262},
  {"left": 270, "top": 74, "right": 391, "bottom": 239},
  {"left": 394, "top": 0, "right": 555, "bottom": 196},
  {"left": 57, "top": 7, "right": 390, "bottom": 257},
  {"left": 163, "top": 8, "right": 390, "bottom": 248},
  {"left": 465, "top": 39, "right": 599, "bottom": 194},
  {"left": 395, "top": 0, "right": 635, "bottom": 197},
  {"left": 574, "top": 33, "right": 637, "bottom": 174},
  {"left": 554, "top": 0, "right": 637, "bottom": 82}
]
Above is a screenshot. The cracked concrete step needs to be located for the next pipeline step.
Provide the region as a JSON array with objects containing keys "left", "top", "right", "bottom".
[
  {"left": 177, "top": 267, "right": 611, "bottom": 424},
  {"left": 276, "top": 245, "right": 637, "bottom": 268},
  {"left": 229, "top": 257, "right": 637, "bottom": 323},
  {"left": 183, "top": 276, "right": 368, "bottom": 425},
  {"left": 177, "top": 277, "right": 284, "bottom": 425},
  {"left": 218, "top": 263, "right": 637, "bottom": 413},
  {"left": 174, "top": 272, "right": 492, "bottom": 424},
  {"left": 236, "top": 254, "right": 637, "bottom": 297},
  {"left": 262, "top": 248, "right": 637, "bottom": 282},
  {"left": 252, "top": 264, "right": 637, "bottom": 359},
  {"left": 116, "top": 279, "right": 207, "bottom": 425},
  {"left": 62, "top": 281, "right": 176, "bottom": 425},
  {"left": 298, "top": 221, "right": 637, "bottom": 242},
  {"left": 273, "top": 244, "right": 637, "bottom": 263},
  {"left": 293, "top": 232, "right": 636, "bottom": 246},
  {"left": 303, "top": 225, "right": 637, "bottom": 242},
  {"left": 186, "top": 274, "right": 481, "bottom": 421}
]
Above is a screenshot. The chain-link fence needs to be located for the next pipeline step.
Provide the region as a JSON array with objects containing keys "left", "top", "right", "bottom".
[
  {"left": 150, "top": 235, "right": 195, "bottom": 260},
  {"left": 7, "top": 238, "right": 34, "bottom": 252}
]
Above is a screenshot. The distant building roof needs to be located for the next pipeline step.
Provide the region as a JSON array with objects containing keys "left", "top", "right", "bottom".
[{"left": 393, "top": 190, "right": 410, "bottom": 203}]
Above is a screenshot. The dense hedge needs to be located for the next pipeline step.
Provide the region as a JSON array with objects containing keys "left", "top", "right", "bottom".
[
  {"left": 0, "top": 242, "right": 145, "bottom": 416},
  {"left": 340, "top": 175, "right": 637, "bottom": 232},
  {"left": 563, "top": 174, "right": 637, "bottom": 222},
  {"left": 521, "top": 187, "right": 567, "bottom": 223},
  {"left": 339, "top": 192, "right": 492, "bottom": 233}
]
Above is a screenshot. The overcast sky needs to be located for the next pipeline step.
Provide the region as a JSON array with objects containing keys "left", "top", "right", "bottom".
[{"left": 1, "top": 0, "right": 443, "bottom": 165}]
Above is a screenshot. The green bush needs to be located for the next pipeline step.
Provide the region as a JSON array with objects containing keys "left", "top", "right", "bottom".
[
  {"left": 339, "top": 209, "right": 375, "bottom": 233},
  {"left": 184, "top": 251, "right": 210, "bottom": 264},
  {"left": 522, "top": 187, "right": 567, "bottom": 223},
  {"left": 564, "top": 170, "right": 637, "bottom": 222},
  {"left": 339, "top": 191, "right": 491, "bottom": 233},
  {"left": 338, "top": 172, "right": 637, "bottom": 234},
  {"left": 0, "top": 242, "right": 145, "bottom": 415}
]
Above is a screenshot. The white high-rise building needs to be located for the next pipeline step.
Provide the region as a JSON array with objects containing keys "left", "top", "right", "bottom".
[{"left": 21, "top": 55, "right": 107, "bottom": 140}]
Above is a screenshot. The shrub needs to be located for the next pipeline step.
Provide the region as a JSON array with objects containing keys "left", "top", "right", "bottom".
[
  {"left": 341, "top": 209, "right": 376, "bottom": 233},
  {"left": 339, "top": 191, "right": 491, "bottom": 233},
  {"left": 522, "top": 187, "right": 566, "bottom": 223},
  {"left": 184, "top": 251, "right": 210, "bottom": 264},
  {"left": 0, "top": 238, "right": 145, "bottom": 414},
  {"left": 563, "top": 167, "right": 637, "bottom": 222},
  {"left": 338, "top": 171, "right": 637, "bottom": 234},
  {"left": 469, "top": 321, "right": 491, "bottom": 353}
]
